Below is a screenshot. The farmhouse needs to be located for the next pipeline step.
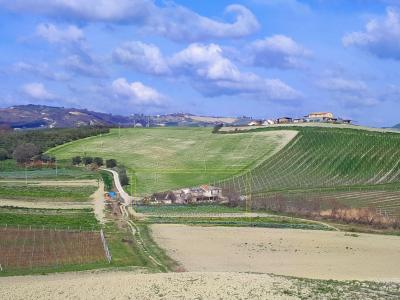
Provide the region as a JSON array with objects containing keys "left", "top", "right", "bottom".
[
  {"left": 248, "top": 120, "right": 262, "bottom": 126},
  {"left": 305, "top": 112, "right": 335, "bottom": 122},
  {"left": 151, "top": 185, "right": 223, "bottom": 204},
  {"left": 276, "top": 117, "right": 293, "bottom": 124}
]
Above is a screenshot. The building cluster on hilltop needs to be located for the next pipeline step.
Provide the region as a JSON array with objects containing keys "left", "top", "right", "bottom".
[{"left": 248, "top": 112, "right": 352, "bottom": 126}]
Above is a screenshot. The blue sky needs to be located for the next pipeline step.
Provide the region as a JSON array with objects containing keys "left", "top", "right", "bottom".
[{"left": 1, "top": 0, "right": 400, "bottom": 126}]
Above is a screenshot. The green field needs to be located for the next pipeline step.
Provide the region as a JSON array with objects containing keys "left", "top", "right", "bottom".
[
  {"left": 48, "top": 127, "right": 293, "bottom": 195},
  {"left": 218, "top": 126, "right": 400, "bottom": 217},
  {"left": 0, "top": 206, "right": 99, "bottom": 229},
  {"left": 0, "top": 184, "right": 97, "bottom": 202}
]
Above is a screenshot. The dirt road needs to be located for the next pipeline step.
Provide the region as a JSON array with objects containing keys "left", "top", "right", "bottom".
[
  {"left": 0, "top": 180, "right": 98, "bottom": 186},
  {"left": 91, "top": 181, "right": 106, "bottom": 224},
  {"left": 152, "top": 224, "right": 400, "bottom": 281},
  {"left": 102, "top": 169, "right": 133, "bottom": 205}
]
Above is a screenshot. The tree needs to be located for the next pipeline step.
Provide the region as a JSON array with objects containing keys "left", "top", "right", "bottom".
[
  {"left": 82, "top": 156, "right": 93, "bottom": 165},
  {"left": 0, "top": 148, "right": 8, "bottom": 161},
  {"left": 93, "top": 157, "right": 104, "bottom": 167},
  {"left": 12, "top": 143, "right": 40, "bottom": 164},
  {"left": 106, "top": 159, "right": 117, "bottom": 168},
  {"left": 72, "top": 156, "right": 82, "bottom": 165},
  {"left": 117, "top": 166, "right": 129, "bottom": 186}
]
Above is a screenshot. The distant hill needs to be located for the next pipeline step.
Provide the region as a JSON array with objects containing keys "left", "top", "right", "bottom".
[
  {"left": 0, "top": 105, "right": 132, "bottom": 129},
  {"left": 0, "top": 104, "right": 248, "bottom": 129}
]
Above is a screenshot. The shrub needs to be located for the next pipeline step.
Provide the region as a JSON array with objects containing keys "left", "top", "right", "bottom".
[
  {"left": 72, "top": 156, "right": 82, "bottom": 165},
  {"left": 12, "top": 143, "right": 40, "bottom": 164},
  {"left": 82, "top": 156, "right": 93, "bottom": 165},
  {"left": 116, "top": 166, "right": 129, "bottom": 186},
  {"left": 106, "top": 159, "right": 117, "bottom": 168},
  {"left": 0, "top": 148, "right": 9, "bottom": 161},
  {"left": 93, "top": 157, "right": 104, "bottom": 167}
]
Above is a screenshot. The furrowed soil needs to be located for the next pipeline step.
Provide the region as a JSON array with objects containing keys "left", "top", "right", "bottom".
[{"left": 151, "top": 224, "right": 400, "bottom": 281}]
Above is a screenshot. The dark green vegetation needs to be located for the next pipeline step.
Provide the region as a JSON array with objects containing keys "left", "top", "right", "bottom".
[
  {"left": 135, "top": 204, "right": 245, "bottom": 214},
  {"left": 218, "top": 126, "right": 400, "bottom": 218},
  {"left": 100, "top": 170, "right": 114, "bottom": 191},
  {"left": 0, "top": 184, "right": 97, "bottom": 201},
  {"left": 0, "top": 126, "right": 109, "bottom": 159},
  {"left": 0, "top": 206, "right": 99, "bottom": 229},
  {"left": 145, "top": 216, "right": 332, "bottom": 231}
]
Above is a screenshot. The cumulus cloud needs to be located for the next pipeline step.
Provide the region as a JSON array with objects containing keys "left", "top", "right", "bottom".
[
  {"left": 36, "top": 23, "right": 84, "bottom": 45},
  {"left": 111, "top": 78, "right": 165, "bottom": 105},
  {"left": 247, "top": 35, "right": 311, "bottom": 69},
  {"left": 343, "top": 7, "right": 400, "bottom": 60},
  {"left": 112, "top": 41, "right": 170, "bottom": 75},
  {"left": 0, "top": 1, "right": 259, "bottom": 42},
  {"left": 114, "top": 41, "right": 300, "bottom": 99},
  {"left": 21, "top": 82, "right": 57, "bottom": 101}
]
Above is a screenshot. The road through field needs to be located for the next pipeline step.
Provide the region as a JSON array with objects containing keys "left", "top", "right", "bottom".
[{"left": 152, "top": 224, "right": 400, "bottom": 281}]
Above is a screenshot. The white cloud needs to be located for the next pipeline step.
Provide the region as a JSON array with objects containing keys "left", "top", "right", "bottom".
[
  {"left": 113, "top": 41, "right": 300, "bottom": 99},
  {"left": 248, "top": 35, "right": 311, "bottom": 69},
  {"left": 62, "top": 54, "right": 107, "bottom": 78},
  {"left": 170, "top": 43, "right": 300, "bottom": 99},
  {"left": 111, "top": 78, "right": 165, "bottom": 105},
  {"left": 112, "top": 41, "right": 170, "bottom": 75},
  {"left": 12, "top": 62, "right": 69, "bottom": 81},
  {"left": 21, "top": 82, "right": 57, "bottom": 100},
  {"left": 343, "top": 7, "right": 400, "bottom": 60},
  {"left": 36, "top": 23, "right": 84, "bottom": 44},
  {"left": 317, "top": 77, "right": 368, "bottom": 92},
  {"left": 1, "top": 1, "right": 259, "bottom": 42}
]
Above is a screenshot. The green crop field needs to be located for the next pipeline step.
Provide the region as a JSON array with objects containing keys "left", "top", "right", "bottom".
[
  {"left": 218, "top": 126, "right": 400, "bottom": 217},
  {"left": 48, "top": 127, "right": 295, "bottom": 195}
]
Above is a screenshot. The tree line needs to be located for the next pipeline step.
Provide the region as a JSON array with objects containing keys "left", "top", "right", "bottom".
[{"left": 0, "top": 127, "right": 109, "bottom": 163}]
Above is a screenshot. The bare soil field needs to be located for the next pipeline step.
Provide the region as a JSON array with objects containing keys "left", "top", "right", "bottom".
[
  {"left": 0, "top": 199, "right": 92, "bottom": 209},
  {"left": 151, "top": 224, "right": 400, "bottom": 281},
  {"left": 1, "top": 269, "right": 399, "bottom": 300}
]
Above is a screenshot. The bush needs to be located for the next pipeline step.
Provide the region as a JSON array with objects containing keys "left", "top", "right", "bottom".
[
  {"left": 12, "top": 143, "right": 40, "bottom": 164},
  {"left": 72, "top": 156, "right": 82, "bottom": 165},
  {"left": 93, "top": 157, "right": 103, "bottom": 167},
  {"left": 106, "top": 159, "right": 117, "bottom": 168},
  {"left": 116, "top": 166, "right": 129, "bottom": 186},
  {"left": 0, "top": 148, "right": 9, "bottom": 161},
  {"left": 82, "top": 156, "right": 93, "bottom": 165}
]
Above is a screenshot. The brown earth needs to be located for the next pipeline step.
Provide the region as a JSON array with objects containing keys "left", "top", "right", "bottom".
[{"left": 151, "top": 224, "right": 400, "bottom": 281}]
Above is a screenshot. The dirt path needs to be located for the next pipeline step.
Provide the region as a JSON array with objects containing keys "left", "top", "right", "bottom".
[
  {"left": 152, "top": 224, "right": 400, "bottom": 281},
  {"left": 91, "top": 181, "right": 106, "bottom": 224},
  {"left": 102, "top": 169, "right": 134, "bottom": 205}
]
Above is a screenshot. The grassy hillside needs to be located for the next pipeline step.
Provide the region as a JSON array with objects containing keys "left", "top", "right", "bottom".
[
  {"left": 47, "top": 127, "right": 296, "bottom": 195},
  {"left": 218, "top": 126, "right": 400, "bottom": 217}
]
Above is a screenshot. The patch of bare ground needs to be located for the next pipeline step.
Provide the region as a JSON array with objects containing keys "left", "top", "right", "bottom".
[
  {"left": 1, "top": 270, "right": 399, "bottom": 300},
  {"left": 151, "top": 224, "right": 400, "bottom": 281},
  {"left": 0, "top": 199, "right": 91, "bottom": 209},
  {"left": 91, "top": 181, "right": 105, "bottom": 224}
]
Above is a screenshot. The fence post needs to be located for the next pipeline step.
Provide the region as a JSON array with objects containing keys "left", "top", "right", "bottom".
[{"left": 100, "top": 229, "right": 112, "bottom": 263}]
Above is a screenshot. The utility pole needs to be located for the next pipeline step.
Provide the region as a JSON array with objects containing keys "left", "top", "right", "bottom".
[{"left": 25, "top": 164, "right": 28, "bottom": 186}]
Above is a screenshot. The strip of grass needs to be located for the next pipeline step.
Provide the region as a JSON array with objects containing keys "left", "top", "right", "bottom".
[
  {"left": 145, "top": 216, "right": 332, "bottom": 231},
  {"left": 135, "top": 204, "right": 246, "bottom": 215},
  {"left": 102, "top": 221, "right": 151, "bottom": 269},
  {"left": 0, "top": 184, "right": 97, "bottom": 201},
  {"left": 0, "top": 206, "right": 100, "bottom": 230}
]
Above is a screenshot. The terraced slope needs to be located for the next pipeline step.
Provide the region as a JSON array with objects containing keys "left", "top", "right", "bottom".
[
  {"left": 218, "top": 127, "right": 400, "bottom": 217},
  {"left": 48, "top": 127, "right": 297, "bottom": 195}
]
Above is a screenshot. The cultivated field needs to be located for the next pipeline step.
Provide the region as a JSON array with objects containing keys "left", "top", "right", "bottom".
[
  {"left": 152, "top": 224, "right": 400, "bottom": 281},
  {"left": 218, "top": 126, "right": 400, "bottom": 217},
  {"left": 48, "top": 127, "right": 297, "bottom": 194},
  {"left": 0, "top": 227, "right": 106, "bottom": 272}
]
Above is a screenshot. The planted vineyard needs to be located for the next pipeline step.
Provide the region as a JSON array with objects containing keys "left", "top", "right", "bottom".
[
  {"left": 218, "top": 127, "right": 400, "bottom": 218},
  {"left": 0, "top": 227, "right": 107, "bottom": 272}
]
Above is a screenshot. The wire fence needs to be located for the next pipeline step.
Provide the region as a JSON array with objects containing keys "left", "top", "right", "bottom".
[{"left": 0, "top": 226, "right": 110, "bottom": 272}]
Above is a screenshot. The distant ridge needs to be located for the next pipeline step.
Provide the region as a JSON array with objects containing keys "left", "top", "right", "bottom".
[{"left": 0, "top": 104, "right": 247, "bottom": 129}]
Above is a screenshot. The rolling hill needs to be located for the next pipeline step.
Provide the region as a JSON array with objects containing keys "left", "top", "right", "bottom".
[{"left": 47, "top": 124, "right": 400, "bottom": 217}]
